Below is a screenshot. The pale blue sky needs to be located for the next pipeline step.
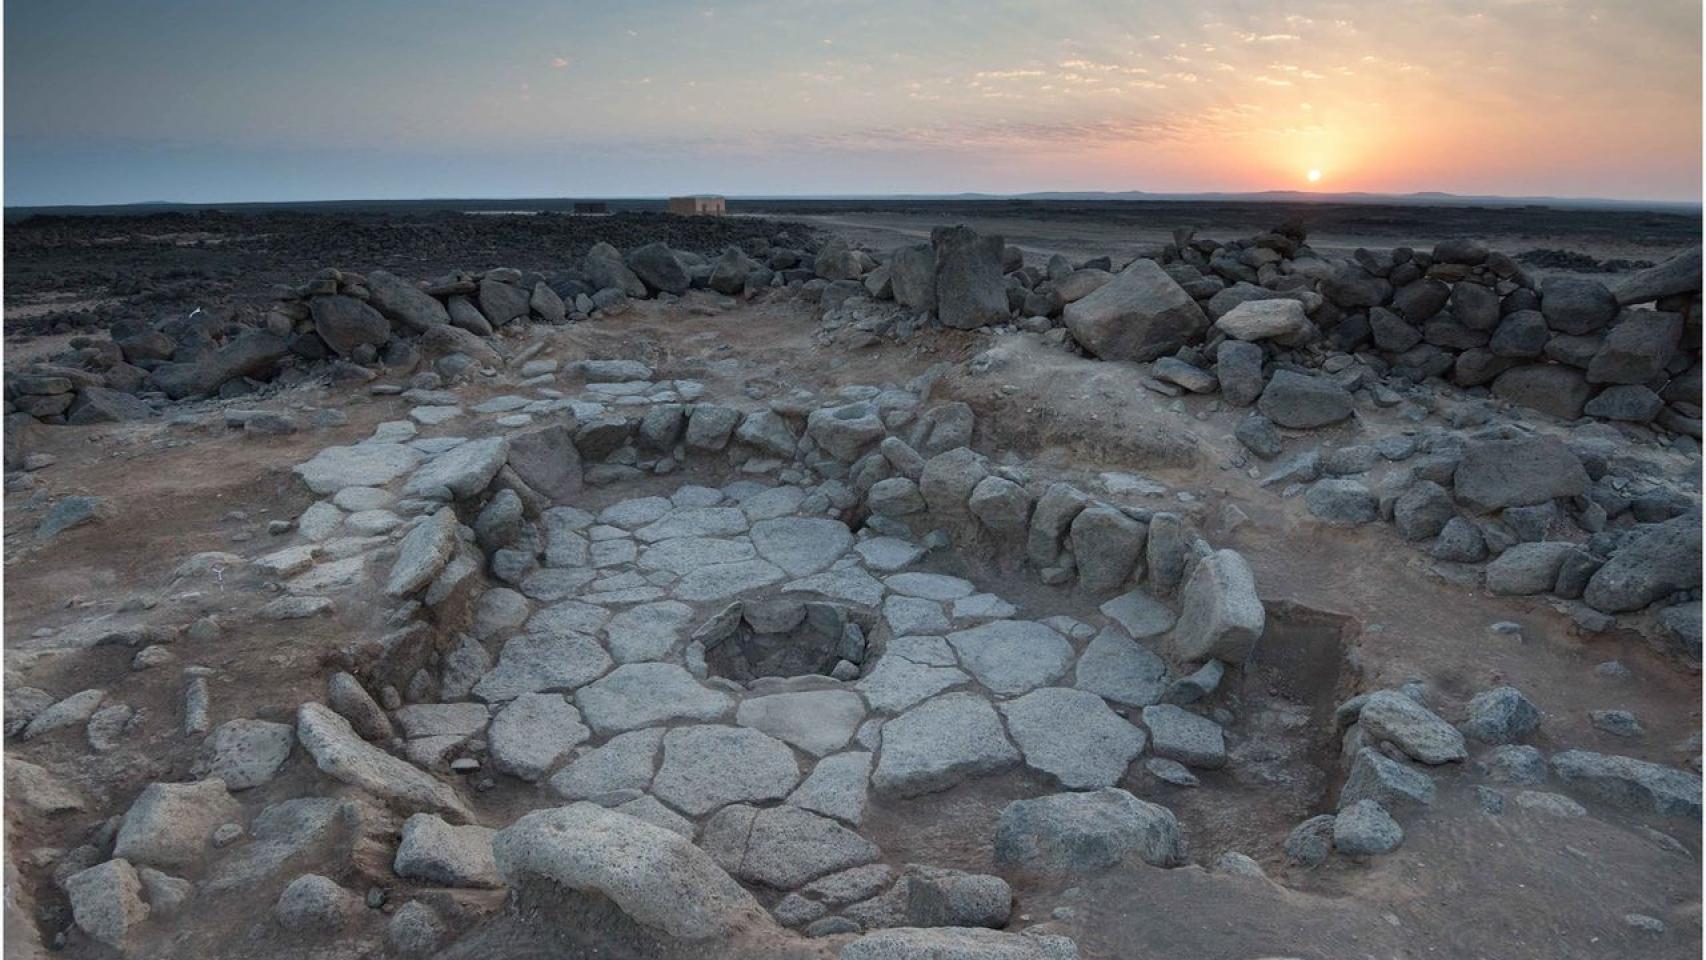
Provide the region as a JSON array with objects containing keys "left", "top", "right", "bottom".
[{"left": 5, "top": 0, "right": 1700, "bottom": 204}]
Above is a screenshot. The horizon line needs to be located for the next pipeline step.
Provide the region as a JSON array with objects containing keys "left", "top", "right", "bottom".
[{"left": 8, "top": 188, "right": 1702, "bottom": 213}]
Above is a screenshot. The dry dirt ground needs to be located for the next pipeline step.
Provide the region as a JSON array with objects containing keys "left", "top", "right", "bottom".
[{"left": 4, "top": 287, "right": 1700, "bottom": 959}]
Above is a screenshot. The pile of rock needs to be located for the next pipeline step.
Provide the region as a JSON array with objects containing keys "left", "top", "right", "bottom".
[
  {"left": 1079, "top": 229, "right": 1700, "bottom": 435},
  {"left": 0, "top": 228, "right": 832, "bottom": 438}
]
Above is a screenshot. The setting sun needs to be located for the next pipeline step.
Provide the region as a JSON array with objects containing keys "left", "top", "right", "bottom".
[{"left": 1306, "top": 169, "right": 1322, "bottom": 184}]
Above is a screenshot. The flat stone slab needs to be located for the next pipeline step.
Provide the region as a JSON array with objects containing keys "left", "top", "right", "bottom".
[
  {"left": 944, "top": 620, "right": 1075, "bottom": 696},
  {"left": 885, "top": 572, "right": 977, "bottom": 601},
  {"left": 853, "top": 537, "right": 926, "bottom": 572},
  {"left": 856, "top": 637, "right": 970, "bottom": 713},
  {"left": 1073, "top": 627, "right": 1170, "bottom": 708},
  {"left": 402, "top": 436, "right": 509, "bottom": 499},
  {"left": 603, "top": 601, "right": 695, "bottom": 663},
  {"left": 526, "top": 600, "right": 612, "bottom": 638},
  {"left": 673, "top": 559, "right": 785, "bottom": 602},
  {"left": 785, "top": 567, "right": 886, "bottom": 606},
  {"left": 548, "top": 728, "right": 664, "bottom": 800},
  {"left": 635, "top": 507, "right": 750, "bottom": 543},
  {"left": 788, "top": 751, "right": 874, "bottom": 826},
  {"left": 598, "top": 497, "right": 673, "bottom": 529},
  {"left": 871, "top": 692, "right": 1019, "bottom": 797},
  {"left": 650, "top": 725, "right": 802, "bottom": 816},
  {"left": 1099, "top": 589, "right": 1177, "bottom": 639},
  {"left": 1141, "top": 704, "right": 1227, "bottom": 769},
  {"left": 638, "top": 537, "right": 756, "bottom": 575},
  {"left": 885, "top": 596, "right": 950, "bottom": 635},
  {"left": 294, "top": 443, "right": 422, "bottom": 495},
  {"left": 575, "top": 663, "right": 735, "bottom": 734},
  {"left": 471, "top": 633, "right": 613, "bottom": 703},
  {"left": 489, "top": 693, "right": 589, "bottom": 781},
  {"left": 735, "top": 690, "right": 867, "bottom": 757},
  {"left": 702, "top": 804, "right": 879, "bottom": 889},
  {"left": 1000, "top": 688, "right": 1148, "bottom": 788},
  {"left": 749, "top": 517, "right": 854, "bottom": 576}
]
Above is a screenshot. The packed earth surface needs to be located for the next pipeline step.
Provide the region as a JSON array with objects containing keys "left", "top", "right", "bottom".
[{"left": 3, "top": 203, "right": 1702, "bottom": 960}]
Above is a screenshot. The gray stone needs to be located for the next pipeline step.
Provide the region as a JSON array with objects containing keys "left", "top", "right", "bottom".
[
  {"left": 944, "top": 620, "right": 1075, "bottom": 696},
  {"left": 1064, "top": 259, "right": 1209, "bottom": 361},
  {"left": 856, "top": 638, "right": 971, "bottom": 714},
  {"left": 1170, "top": 549, "right": 1265, "bottom": 664},
  {"left": 1215, "top": 340, "right": 1266, "bottom": 407},
  {"left": 489, "top": 693, "right": 590, "bottom": 781},
  {"left": 787, "top": 751, "right": 873, "bottom": 826},
  {"left": 840, "top": 928, "right": 1079, "bottom": 960},
  {"left": 296, "top": 702, "right": 472, "bottom": 820},
  {"left": 113, "top": 779, "right": 241, "bottom": 870},
  {"left": 366, "top": 270, "right": 451, "bottom": 332},
  {"left": 1461, "top": 687, "right": 1541, "bottom": 744},
  {"left": 1393, "top": 480, "right": 1455, "bottom": 540},
  {"left": 200, "top": 719, "right": 293, "bottom": 790},
  {"left": 1099, "top": 589, "right": 1176, "bottom": 639},
  {"left": 1551, "top": 749, "right": 1699, "bottom": 817},
  {"left": 750, "top": 517, "right": 853, "bottom": 576},
  {"left": 403, "top": 436, "right": 509, "bottom": 499},
  {"left": 1257, "top": 370, "right": 1354, "bottom": 429},
  {"left": 549, "top": 728, "right": 664, "bottom": 800},
  {"left": 1215, "top": 298, "right": 1308, "bottom": 341},
  {"left": 386, "top": 507, "right": 459, "bottom": 597},
  {"left": 650, "top": 725, "right": 800, "bottom": 816},
  {"left": 393, "top": 813, "right": 501, "bottom": 888},
  {"left": 1452, "top": 433, "right": 1589, "bottom": 513},
  {"left": 575, "top": 662, "right": 733, "bottom": 734},
  {"left": 1540, "top": 277, "right": 1617, "bottom": 333},
  {"left": 1069, "top": 506, "right": 1147, "bottom": 592},
  {"left": 1485, "top": 542, "right": 1577, "bottom": 595},
  {"left": 492, "top": 803, "right": 763, "bottom": 940},
  {"left": 1072, "top": 627, "right": 1169, "bottom": 707},
  {"left": 1306, "top": 478, "right": 1377, "bottom": 525},
  {"left": 1000, "top": 688, "right": 1147, "bottom": 788},
  {"left": 64, "top": 859, "right": 149, "bottom": 952},
  {"left": 1333, "top": 800, "right": 1402, "bottom": 857},
  {"left": 1356, "top": 690, "right": 1467, "bottom": 764},
  {"left": 994, "top": 788, "right": 1187, "bottom": 871},
  {"left": 1339, "top": 748, "right": 1435, "bottom": 809},
  {"left": 472, "top": 632, "right": 613, "bottom": 703},
  {"left": 1584, "top": 515, "right": 1701, "bottom": 613},
  {"left": 1284, "top": 815, "right": 1335, "bottom": 866},
  {"left": 931, "top": 225, "right": 1009, "bottom": 330},
  {"left": 702, "top": 804, "right": 879, "bottom": 888},
  {"left": 872, "top": 692, "right": 1019, "bottom": 796},
  {"left": 310, "top": 295, "right": 389, "bottom": 356},
  {"left": 1026, "top": 483, "right": 1090, "bottom": 567},
  {"left": 1140, "top": 704, "right": 1226, "bottom": 769},
  {"left": 735, "top": 690, "right": 865, "bottom": 757}
]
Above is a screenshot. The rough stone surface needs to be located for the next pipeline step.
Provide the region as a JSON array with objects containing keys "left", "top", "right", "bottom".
[
  {"left": 872, "top": 693, "right": 1019, "bottom": 797},
  {"left": 994, "top": 788, "right": 1187, "bottom": 872},
  {"left": 1000, "top": 688, "right": 1147, "bottom": 788}
]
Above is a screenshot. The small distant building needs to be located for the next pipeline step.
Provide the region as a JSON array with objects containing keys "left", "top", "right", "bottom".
[
  {"left": 572, "top": 201, "right": 608, "bottom": 215},
  {"left": 668, "top": 195, "right": 725, "bottom": 216}
]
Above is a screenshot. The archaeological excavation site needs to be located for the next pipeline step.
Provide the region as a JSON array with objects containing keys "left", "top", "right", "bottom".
[{"left": 2, "top": 209, "right": 1702, "bottom": 960}]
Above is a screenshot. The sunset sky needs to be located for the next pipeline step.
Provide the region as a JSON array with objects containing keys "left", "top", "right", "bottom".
[{"left": 5, "top": 0, "right": 1701, "bottom": 205}]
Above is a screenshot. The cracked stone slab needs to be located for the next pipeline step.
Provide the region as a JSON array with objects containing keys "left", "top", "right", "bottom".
[
  {"left": 1000, "top": 687, "right": 1148, "bottom": 789},
  {"left": 871, "top": 692, "right": 1019, "bottom": 797},
  {"left": 650, "top": 725, "right": 801, "bottom": 817},
  {"left": 944, "top": 620, "right": 1075, "bottom": 696}
]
